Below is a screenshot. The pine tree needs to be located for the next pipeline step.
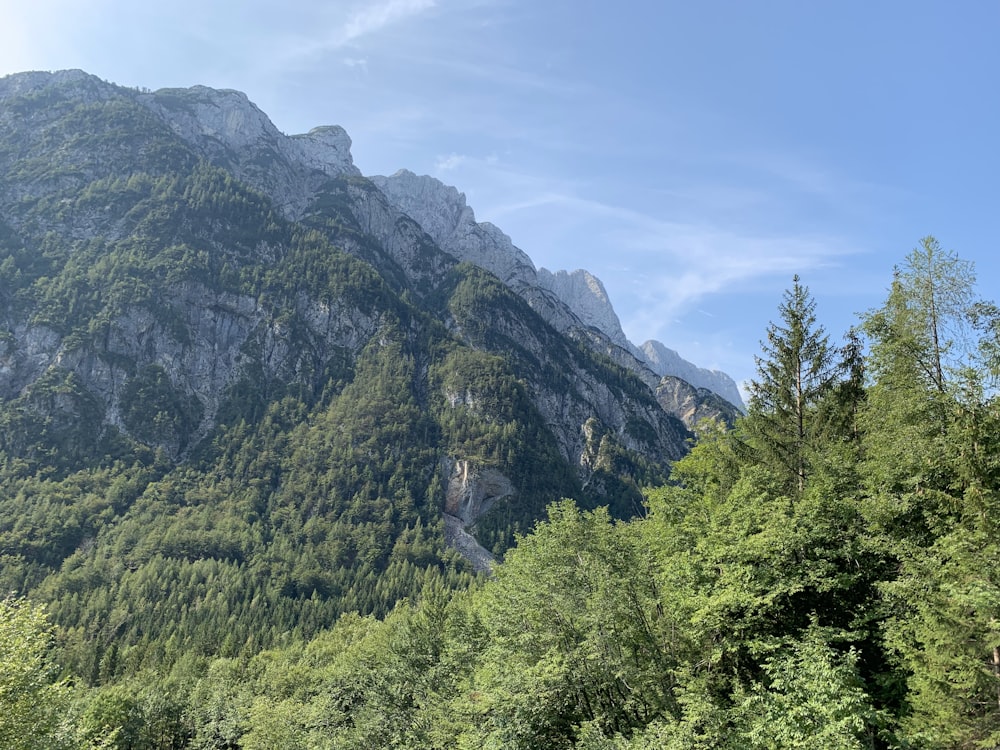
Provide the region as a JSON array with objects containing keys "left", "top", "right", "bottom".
[{"left": 742, "top": 275, "right": 841, "bottom": 499}]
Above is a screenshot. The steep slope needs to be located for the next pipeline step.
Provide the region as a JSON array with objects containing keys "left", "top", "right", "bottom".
[
  {"left": 640, "top": 339, "right": 745, "bottom": 410},
  {"left": 371, "top": 169, "right": 745, "bottom": 412},
  {"left": 0, "top": 70, "right": 691, "bottom": 673}
]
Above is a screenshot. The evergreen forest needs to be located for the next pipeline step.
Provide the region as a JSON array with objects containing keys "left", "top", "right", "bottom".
[
  {"left": 6, "top": 237, "right": 1000, "bottom": 749},
  {"left": 2, "top": 73, "right": 999, "bottom": 749}
]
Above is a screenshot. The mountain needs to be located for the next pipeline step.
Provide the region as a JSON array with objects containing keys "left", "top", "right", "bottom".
[
  {"left": 370, "top": 169, "right": 745, "bottom": 410},
  {"left": 0, "top": 69, "right": 747, "bottom": 674},
  {"left": 639, "top": 339, "right": 745, "bottom": 409}
]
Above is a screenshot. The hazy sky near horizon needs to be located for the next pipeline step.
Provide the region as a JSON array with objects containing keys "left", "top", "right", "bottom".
[{"left": 2, "top": 0, "right": 998, "bottom": 391}]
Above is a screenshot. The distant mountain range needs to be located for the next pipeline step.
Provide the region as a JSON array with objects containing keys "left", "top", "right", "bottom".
[
  {"left": 0, "top": 70, "right": 742, "bottom": 653},
  {"left": 370, "top": 168, "right": 745, "bottom": 410}
]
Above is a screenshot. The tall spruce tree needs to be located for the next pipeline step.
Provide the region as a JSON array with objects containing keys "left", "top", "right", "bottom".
[{"left": 743, "top": 275, "right": 841, "bottom": 499}]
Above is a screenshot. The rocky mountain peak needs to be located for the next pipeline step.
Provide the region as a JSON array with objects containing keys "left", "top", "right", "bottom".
[
  {"left": 370, "top": 170, "right": 536, "bottom": 287},
  {"left": 640, "top": 340, "right": 744, "bottom": 410},
  {"left": 0, "top": 69, "right": 104, "bottom": 98},
  {"left": 290, "top": 125, "right": 358, "bottom": 177},
  {"left": 140, "top": 86, "right": 359, "bottom": 179},
  {"left": 141, "top": 85, "right": 276, "bottom": 151},
  {"left": 372, "top": 169, "right": 473, "bottom": 237},
  {"left": 535, "top": 268, "right": 630, "bottom": 349}
]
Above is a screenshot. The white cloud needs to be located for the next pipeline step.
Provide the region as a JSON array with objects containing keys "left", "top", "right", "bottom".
[
  {"left": 474, "top": 183, "right": 857, "bottom": 347},
  {"left": 263, "top": 0, "right": 438, "bottom": 73},
  {"left": 338, "top": 0, "right": 437, "bottom": 46},
  {"left": 342, "top": 57, "right": 369, "bottom": 73},
  {"left": 434, "top": 153, "right": 468, "bottom": 171}
]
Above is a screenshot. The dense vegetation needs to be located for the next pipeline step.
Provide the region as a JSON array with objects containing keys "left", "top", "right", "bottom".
[
  {"left": 3, "top": 74, "right": 997, "bottom": 746},
  {"left": 6, "top": 238, "right": 1000, "bottom": 748},
  {"left": 0, "top": 73, "right": 697, "bottom": 747},
  {"left": 0, "top": 74, "right": 682, "bottom": 689}
]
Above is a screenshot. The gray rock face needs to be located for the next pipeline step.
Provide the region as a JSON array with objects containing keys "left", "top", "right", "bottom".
[
  {"left": 136, "top": 85, "right": 360, "bottom": 218},
  {"left": 370, "top": 170, "right": 537, "bottom": 287},
  {"left": 370, "top": 170, "right": 744, "bottom": 409},
  {"left": 655, "top": 375, "right": 742, "bottom": 429},
  {"left": 291, "top": 126, "right": 358, "bottom": 178},
  {"left": 0, "top": 281, "right": 381, "bottom": 457},
  {"left": 138, "top": 87, "right": 361, "bottom": 179},
  {"left": 443, "top": 514, "right": 495, "bottom": 573},
  {"left": 640, "top": 340, "right": 745, "bottom": 411},
  {"left": 536, "top": 268, "right": 631, "bottom": 348},
  {"left": 0, "top": 68, "right": 100, "bottom": 98},
  {"left": 443, "top": 457, "right": 514, "bottom": 526}
]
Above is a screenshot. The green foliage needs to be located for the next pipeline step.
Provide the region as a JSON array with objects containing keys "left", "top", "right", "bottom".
[
  {"left": 0, "top": 597, "right": 74, "bottom": 750},
  {"left": 121, "top": 364, "right": 203, "bottom": 452},
  {"left": 0, "top": 367, "right": 116, "bottom": 472},
  {"left": 742, "top": 274, "right": 858, "bottom": 499},
  {"left": 731, "top": 624, "right": 883, "bottom": 749},
  {"left": 466, "top": 501, "right": 685, "bottom": 748},
  {"left": 430, "top": 344, "right": 584, "bottom": 552},
  {"left": 10, "top": 72, "right": 1000, "bottom": 748}
]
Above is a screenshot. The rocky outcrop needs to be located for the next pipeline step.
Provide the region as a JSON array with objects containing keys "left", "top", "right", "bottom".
[
  {"left": 640, "top": 340, "right": 745, "bottom": 410},
  {"left": 442, "top": 457, "right": 515, "bottom": 526},
  {"left": 335, "top": 177, "right": 456, "bottom": 296},
  {"left": 440, "top": 457, "right": 507, "bottom": 571},
  {"left": 289, "top": 126, "right": 358, "bottom": 178},
  {"left": 655, "top": 375, "right": 742, "bottom": 429},
  {"left": 536, "top": 268, "right": 630, "bottom": 348},
  {"left": 0, "top": 280, "right": 382, "bottom": 458},
  {"left": 137, "top": 86, "right": 360, "bottom": 219},
  {"left": 370, "top": 170, "right": 536, "bottom": 288},
  {"left": 443, "top": 514, "right": 495, "bottom": 573}
]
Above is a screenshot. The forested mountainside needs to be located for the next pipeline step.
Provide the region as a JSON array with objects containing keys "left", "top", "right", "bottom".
[
  {"left": 5, "top": 70, "right": 1000, "bottom": 750},
  {"left": 0, "top": 68, "right": 714, "bottom": 668}
]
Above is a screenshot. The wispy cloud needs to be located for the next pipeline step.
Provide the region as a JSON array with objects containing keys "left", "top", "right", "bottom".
[
  {"left": 476, "top": 183, "right": 857, "bottom": 338},
  {"left": 342, "top": 57, "right": 369, "bottom": 73},
  {"left": 338, "top": 0, "right": 437, "bottom": 46},
  {"left": 434, "top": 153, "right": 468, "bottom": 171},
  {"left": 267, "top": 0, "right": 437, "bottom": 71}
]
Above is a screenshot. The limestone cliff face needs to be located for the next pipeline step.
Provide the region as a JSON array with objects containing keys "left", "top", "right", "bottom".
[
  {"left": 536, "top": 268, "right": 631, "bottom": 348},
  {"left": 370, "top": 170, "right": 537, "bottom": 288},
  {"left": 334, "top": 177, "right": 455, "bottom": 296},
  {"left": 137, "top": 86, "right": 360, "bottom": 219},
  {"left": 654, "top": 375, "right": 742, "bottom": 430},
  {"left": 370, "top": 170, "right": 744, "bottom": 411},
  {"left": 640, "top": 340, "right": 745, "bottom": 411},
  {"left": 442, "top": 457, "right": 514, "bottom": 526},
  {"left": 0, "top": 280, "right": 381, "bottom": 458}
]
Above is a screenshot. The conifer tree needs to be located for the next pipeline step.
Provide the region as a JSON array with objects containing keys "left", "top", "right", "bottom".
[{"left": 742, "top": 275, "right": 840, "bottom": 499}]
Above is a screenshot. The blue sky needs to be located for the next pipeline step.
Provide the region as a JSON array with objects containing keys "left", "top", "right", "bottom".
[{"left": 2, "top": 1, "right": 998, "bottom": 392}]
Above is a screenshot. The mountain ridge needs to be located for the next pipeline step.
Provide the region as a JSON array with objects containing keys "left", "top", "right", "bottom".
[
  {"left": 0, "top": 67, "right": 746, "bottom": 678},
  {"left": 370, "top": 168, "right": 745, "bottom": 410},
  {"left": 9, "top": 69, "right": 743, "bottom": 409},
  {"left": 0, "top": 68, "right": 695, "bottom": 530}
]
